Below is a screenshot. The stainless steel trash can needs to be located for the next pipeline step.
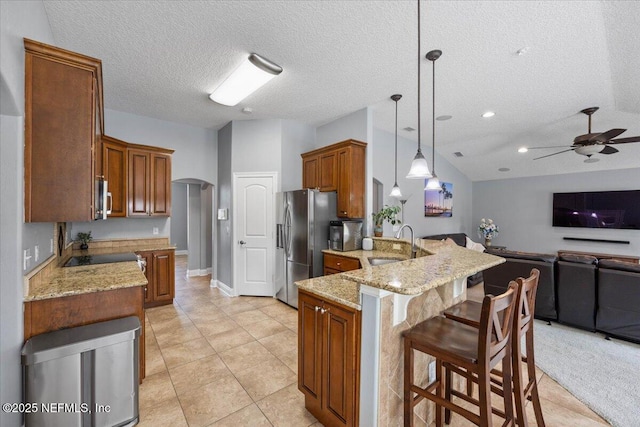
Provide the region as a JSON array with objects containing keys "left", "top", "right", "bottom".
[{"left": 22, "top": 316, "right": 140, "bottom": 427}]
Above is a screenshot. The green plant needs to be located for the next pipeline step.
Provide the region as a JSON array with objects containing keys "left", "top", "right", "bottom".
[
  {"left": 372, "top": 205, "right": 401, "bottom": 228},
  {"left": 76, "top": 231, "right": 93, "bottom": 245}
]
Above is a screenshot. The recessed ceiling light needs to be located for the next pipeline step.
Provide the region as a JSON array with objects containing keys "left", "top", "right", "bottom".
[
  {"left": 436, "top": 115, "right": 452, "bottom": 121},
  {"left": 518, "top": 147, "right": 528, "bottom": 153},
  {"left": 482, "top": 111, "right": 495, "bottom": 118},
  {"left": 498, "top": 167, "right": 510, "bottom": 172}
]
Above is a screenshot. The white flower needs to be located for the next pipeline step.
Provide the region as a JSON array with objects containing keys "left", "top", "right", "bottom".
[
  {"left": 488, "top": 219, "right": 493, "bottom": 224},
  {"left": 481, "top": 218, "right": 486, "bottom": 223}
]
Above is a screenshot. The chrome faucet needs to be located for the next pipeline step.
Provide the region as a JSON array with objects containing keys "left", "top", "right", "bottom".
[{"left": 395, "top": 224, "right": 417, "bottom": 258}]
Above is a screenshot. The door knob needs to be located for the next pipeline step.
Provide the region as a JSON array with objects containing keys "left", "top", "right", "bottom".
[{"left": 239, "top": 240, "right": 246, "bottom": 245}]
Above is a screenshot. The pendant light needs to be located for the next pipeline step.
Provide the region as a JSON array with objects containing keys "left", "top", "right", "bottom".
[
  {"left": 406, "top": 0, "right": 432, "bottom": 179},
  {"left": 390, "top": 94, "right": 403, "bottom": 198},
  {"left": 425, "top": 49, "right": 442, "bottom": 191}
]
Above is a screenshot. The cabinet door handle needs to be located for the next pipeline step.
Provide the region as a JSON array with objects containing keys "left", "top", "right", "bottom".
[
  {"left": 315, "top": 306, "right": 320, "bottom": 312},
  {"left": 336, "top": 262, "right": 341, "bottom": 266},
  {"left": 320, "top": 307, "right": 329, "bottom": 314}
]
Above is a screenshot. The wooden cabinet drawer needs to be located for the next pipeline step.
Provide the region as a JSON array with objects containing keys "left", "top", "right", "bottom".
[{"left": 324, "top": 254, "right": 360, "bottom": 272}]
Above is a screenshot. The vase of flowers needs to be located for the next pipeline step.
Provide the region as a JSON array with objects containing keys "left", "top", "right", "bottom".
[{"left": 478, "top": 218, "right": 499, "bottom": 246}]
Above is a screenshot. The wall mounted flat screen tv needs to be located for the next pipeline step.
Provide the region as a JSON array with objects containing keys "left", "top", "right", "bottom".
[{"left": 553, "top": 190, "right": 640, "bottom": 230}]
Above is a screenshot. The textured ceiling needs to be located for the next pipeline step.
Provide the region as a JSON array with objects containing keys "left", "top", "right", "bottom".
[{"left": 43, "top": 0, "right": 640, "bottom": 181}]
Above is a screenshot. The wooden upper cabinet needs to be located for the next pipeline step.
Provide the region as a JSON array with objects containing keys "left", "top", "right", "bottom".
[
  {"left": 302, "top": 151, "right": 338, "bottom": 192},
  {"left": 127, "top": 145, "right": 173, "bottom": 217},
  {"left": 101, "top": 136, "right": 128, "bottom": 218},
  {"left": 303, "top": 156, "right": 319, "bottom": 189},
  {"left": 24, "top": 38, "right": 104, "bottom": 222},
  {"left": 301, "top": 140, "right": 366, "bottom": 218}
]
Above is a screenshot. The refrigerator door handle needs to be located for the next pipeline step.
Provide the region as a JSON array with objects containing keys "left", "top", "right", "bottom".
[
  {"left": 276, "top": 224, "right": 283, "bottom": 248},
  {"left": 285, "top": 203, "right": 293, "bottom": 257}
]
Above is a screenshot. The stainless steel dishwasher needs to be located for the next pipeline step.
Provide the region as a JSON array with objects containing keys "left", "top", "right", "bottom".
[{"left": 22, "top": 316, "right": 140, "bottom": 427}]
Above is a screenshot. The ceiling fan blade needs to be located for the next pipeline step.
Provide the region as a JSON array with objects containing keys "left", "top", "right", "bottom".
[
  {"left": 588, "top": 128, "right": 626, "bottom": 143},
  {"left": 608, "top": 136, "right": 640, "bottom": 144},
  {"left": 533, "top": 148, "right": 575, "bottom": 160},
  {"left": 600, "top": 146, "right": 619, "bottom": 155},
  {"left": 527, "top": 145, "right": 572, "bottom": 150}
]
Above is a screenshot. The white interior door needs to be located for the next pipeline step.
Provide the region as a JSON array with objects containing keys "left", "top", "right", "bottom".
[{"left": 234, "top": 173, "right": 275, "bottom": 296}]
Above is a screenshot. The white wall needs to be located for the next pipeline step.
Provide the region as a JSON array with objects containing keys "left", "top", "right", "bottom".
[
  {"left": 105, "top": 109, "right": 218, "bottom": 184},
  {"left": 170, "top": 183, "right": 188, "bottom": 251},
  {"left": 472, "top": 168, "right": 640, "bottom": 255},
  {"left": 281, "top": 120, "right": 316, "bottom": 191},
  {"left": 316, "top": 108, "right": 370, "bottom": 146},
  {"left": 1, "top": 2, "right": 55, "bottom": 425},
  {"left": 372, "top": 128, "right": 473, "bottom": 238},
  {"left": 231, "top": 119, "right": 282, "bottom": 176}
]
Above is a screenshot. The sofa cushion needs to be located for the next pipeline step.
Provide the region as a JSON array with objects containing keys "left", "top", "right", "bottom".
[
  {"left": 485, "top": 248, "right": 557, "bottom": 263},
  {"left": 559, "top": 254, "right": 598, "bottom": 265},
  {"left": 598, "top": 259, "right": 640, "bottom": 273}
]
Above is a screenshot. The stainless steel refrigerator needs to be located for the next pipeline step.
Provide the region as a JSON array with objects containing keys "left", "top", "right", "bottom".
[{"left": 275, "top": 189, "right": 337, "bottom": 308}]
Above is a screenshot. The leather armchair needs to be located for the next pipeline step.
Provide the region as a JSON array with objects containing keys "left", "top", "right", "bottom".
[
  {"left": 596, "top": 259, "right": 640, "bottom": 343},
  {"left": 556, "top": 254, "right": 598, "bottom": 331}
]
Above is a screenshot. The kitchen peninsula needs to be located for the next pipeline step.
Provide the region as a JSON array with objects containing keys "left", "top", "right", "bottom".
[{"left": 296, "top": 238, "right": 505, "bottom": 426}]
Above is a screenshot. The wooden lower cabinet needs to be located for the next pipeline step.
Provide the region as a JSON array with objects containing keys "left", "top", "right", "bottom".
[
  {"left": 323, "top": 253, "right": 361, "bottom": 276},
  {"left": 138, "top": 249, "right": 175, "bottom": 308},
  {"left": 298, "top": 289, "right": 361, "bottom": 427},
  {"left": 23, "top": 286, "right": 145, "bottom": 383}
]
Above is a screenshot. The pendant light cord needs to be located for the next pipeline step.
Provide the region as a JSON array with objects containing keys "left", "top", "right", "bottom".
[
  {"left": 395, "top": 98, "right": 398, "bottom": 182},
  {"left": 432, "top": 54, "right": 436, "bottom": 174},
  {"left": 417, "top": 0, "right": 422, "bottom": 154}
]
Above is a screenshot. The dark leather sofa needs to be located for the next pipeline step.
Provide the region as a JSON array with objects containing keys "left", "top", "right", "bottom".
[
  {"left": 421, "top": 233, "right": 483, "bottom": 287},
  {"left": 483, "top": 248, "right": 558, "bottom": 320},
  {"left": 556, "top": 254, "right": 598, "bottom": 331},
  {"left": 596, "top": 259, "right": 640, "bottom": 344}
]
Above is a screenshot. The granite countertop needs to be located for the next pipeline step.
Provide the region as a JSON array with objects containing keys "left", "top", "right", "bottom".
[
  {"left": 24, "top": 240, "right": 174, "bottom": 302},
  {"left": 296, "top": 238, "right": 505, "bottom": 310},
  {"left": 25, "top": 261, "right": 147, "bottom": 302}
]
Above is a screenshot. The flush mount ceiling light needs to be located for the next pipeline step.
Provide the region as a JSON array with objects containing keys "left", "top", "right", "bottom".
[
  {"left": 390, "top": 94, "right": 403, "bottom": 198},
  {"left": 425, "top": 49, "right": 443, "bottom": 191},
  {"left": 406, "top": 0, "right": 432, "bottom": 179},
  {"left": 518, "top": 147, "right": 528, "bottom": 153},
  {"left": 482, "top": 111, "right": 496, "bottom": 118},
  {"left": 209, "top": 53, "right": 282, "bottom": 106}
]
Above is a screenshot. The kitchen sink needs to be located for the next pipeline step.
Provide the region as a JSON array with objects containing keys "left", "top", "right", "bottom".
[{"left": 367, "top": 257, "right": 406, "bottom": 266}]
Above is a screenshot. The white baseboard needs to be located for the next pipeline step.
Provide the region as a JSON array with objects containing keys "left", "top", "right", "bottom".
[
  {"left": 186, "top": 268, "right": 212, "bottom": 277},
  {"left": 212, "top": 279, "right": 235, "bottom": 297},
  {"left": 175, "top": 250, "right": 188, "bottom": 256}
]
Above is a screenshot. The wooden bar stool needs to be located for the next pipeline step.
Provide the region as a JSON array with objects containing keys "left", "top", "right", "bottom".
[
  {"left": 443, "top": 269, "right": 545, "bottom": 427},
  {"left": 403, "top": 281, "right": 519, "bottom": 427}
]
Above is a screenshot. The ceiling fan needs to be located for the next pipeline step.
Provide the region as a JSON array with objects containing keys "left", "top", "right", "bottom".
[{"left": 530, "top": 107, "right": 640, "bottom": 161}]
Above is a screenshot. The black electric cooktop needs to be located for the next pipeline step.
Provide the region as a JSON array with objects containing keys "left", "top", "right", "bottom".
[{"left": 64, "top": 252, "right": 138, "bottom": 267}]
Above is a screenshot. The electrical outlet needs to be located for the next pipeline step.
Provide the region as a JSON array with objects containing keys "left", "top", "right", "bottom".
[
  {"left": 392, "top": 244, "right": 402, "bottom": 250},
  {"left": 152, "top": 227, "right": 159, "bottom": 235},
  {"left": 23, "top": 249, "right": 32, "bottom": 270},
  {"left": 50, "top": 238, "right": 54, "bottom": 253},
  {"left": 34, "top": 245, "right": 39, "bottom": 262},
  {"left": 429, "top": 361, "right": 436, "bottom": 383}
]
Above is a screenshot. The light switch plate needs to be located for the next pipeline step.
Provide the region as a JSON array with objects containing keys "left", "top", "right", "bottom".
[{"left": 152, "top": 227, "right": 159, "bottom": 235}]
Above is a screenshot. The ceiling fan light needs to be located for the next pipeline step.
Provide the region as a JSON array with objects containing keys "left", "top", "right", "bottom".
[
  {"left": 424, "top": 174, "right": 441, "bottom": 191},
  {"left": 575, "top": 145, "right": 604, "bottom": 156},
  {"left": 209, "top": 53, "right": 282, "bottom": 106},
  {"left": 389, "top": 183, "right": 403, "bottom": 198},
  {"left": 406, "top": 150, "right": 432, "bottom": 179}
]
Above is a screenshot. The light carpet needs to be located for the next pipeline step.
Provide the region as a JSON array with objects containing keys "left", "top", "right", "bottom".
[{"left": 532, "top": 320, "right": 640, "bottom": 427}]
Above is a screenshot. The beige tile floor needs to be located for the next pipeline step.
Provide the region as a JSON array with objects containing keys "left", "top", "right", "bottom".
[{"left": 139, "top": 256, "right": 609, "bottom": 426}]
